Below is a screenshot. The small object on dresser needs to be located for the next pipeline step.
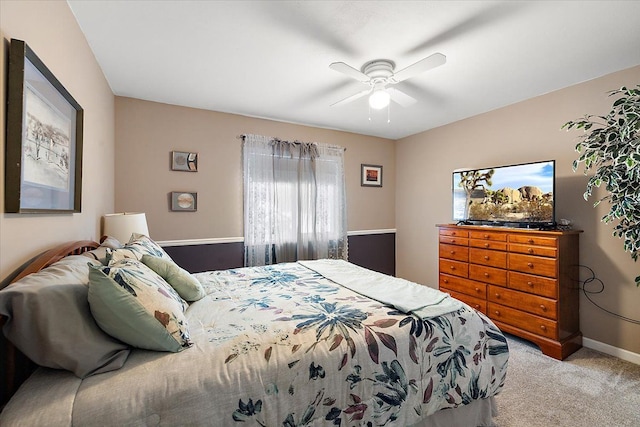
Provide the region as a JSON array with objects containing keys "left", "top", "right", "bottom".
[{"left": 557, "top": 218, "right": 572, "bottom": 230}]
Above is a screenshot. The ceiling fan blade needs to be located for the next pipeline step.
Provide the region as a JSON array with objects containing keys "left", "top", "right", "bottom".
[
  {"left": 392, "top": 53, "right": 446, "bottom": 83},
  {"left": 387, "top": 87, "right": 417, "bottom": 107},
  {"left": 329, "top": 62, "right": 370, "bottom": 83},
  {"left": 330, "top": 88, "right": 372, "bottom": 107}
]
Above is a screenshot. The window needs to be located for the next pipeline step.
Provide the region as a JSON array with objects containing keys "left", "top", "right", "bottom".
[{"left": 242, "top": 134, "right": 347, "bottom": 266}]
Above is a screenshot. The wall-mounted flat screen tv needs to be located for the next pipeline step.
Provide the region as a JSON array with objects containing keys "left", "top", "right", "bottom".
[{"left": 452, "top": 160, "right": 555, "bottom": 228}]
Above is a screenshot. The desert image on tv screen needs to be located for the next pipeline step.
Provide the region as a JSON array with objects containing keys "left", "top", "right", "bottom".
[{"left": 453, "top": 161, "right": 554, "bottom": 224}]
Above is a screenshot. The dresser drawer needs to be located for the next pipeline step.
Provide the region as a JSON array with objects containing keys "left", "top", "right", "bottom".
[
  {"left": 469, "top": 264, "right": 507, "bottom": 286},
  {"left": 439, "top": 244, "right": 469, "bottom": 262},
  {"left": 509, "top": 253, "right": 557, "bottom": 278},
  {"left": 469, "top": 239, "right": 508, "bottom": 251},
  {"left": 439, "top": 235, "right": 469, "bottom": 246},
  {"left": 488, "top": 303, "right": 558, "bottom": 340},
  {"left": 488, "top": 285, "right": 557, "bottom": 319},
  {"left": 469, "top": 248, "right": 507, "bottom": 268},
  {"left": 439, "top": 228, "right": 469, "bottom": 238},
  {"left": 445, "top": 289, "right": 487, "bottom": 314},
  {"left": 439, "top": 259, "right": 468, "bottom": 278},
  {"left": 508, "top": 234, "right": 557, "bottom": 247},
  {"left": 509, "top": 271, "right": 558, "bottom": 298},
  {"left": 469, "top": 231, "right": 507, "bottom": 241},
  {"left": 439, "top": 274, "right": 486, "bottom": 299},
  {"left": 509, "top": 243, "right": 557, "bottom": 258}
]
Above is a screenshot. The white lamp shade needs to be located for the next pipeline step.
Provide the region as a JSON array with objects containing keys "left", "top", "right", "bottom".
[
  {"left": 102, "top": 212, "right": 149, "bottom": 244},
  {"left": 369, "top": 89, "right": 391, "bottom": 110}
]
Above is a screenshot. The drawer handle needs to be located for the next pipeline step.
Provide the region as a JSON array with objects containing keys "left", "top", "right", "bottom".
[
  {"left": 450, "top": 250, "right": 455, "bottom": 255},
  {"left": 494, "top": 310, "right": 500, "bottom": 316},
  {"left": 484, "top": 255, "right": 489, "bottom": 260},
  {"left": 443, "top": 279, "right": 449, "bottom": 284},
  {"left": 528, "top": 248, "right": 534, "bottom": 254},
  {"left": 484, "top": 243, "right": 490, "bottom": 248},
  {"left": 495, "top": 293, "right": 500, "bottom": 299},
  {"left": 474, "top": 304, "right": 481, "bottom": 309},
  {"left": 527, "top": 281, "right": 534, "bottom": 287},
  {"left": 540, "top": 304, "right": 547, "bottom": 312},
  {"left": 528, "top": 239, "right": 534, "bottom": 244},
  {"left": 450, "top": 266, "right": 456, "bottom": 270},
  {"left": 540, "top": 325, "right": 547, "bottom": 331},
  {"left": 452, "top": 232, "right": 457, "bottom": 236},
  {"left": 483, "top": 234, "right": 489, "bottom": 238},
  {"left": 451, "top": 239, "right": 457, "bottom": 244},
  {"left": 484, "top": 272, "right": 489, "bottom": 277},
  {"left": 527, "top": 262, "right": 534, "bottom": 268},
  {"left": 475, "top": 287, "right": 480, "bottom": 292}
]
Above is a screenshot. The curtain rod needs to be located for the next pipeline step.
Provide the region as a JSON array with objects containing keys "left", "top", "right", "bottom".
[{"left": 237, "top": 134, "right": 346, "bottom": 151}]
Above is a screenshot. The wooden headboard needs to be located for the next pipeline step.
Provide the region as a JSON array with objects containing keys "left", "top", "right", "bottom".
[{"left": 0, "top": 240, "right": 99, "bottom": 408}]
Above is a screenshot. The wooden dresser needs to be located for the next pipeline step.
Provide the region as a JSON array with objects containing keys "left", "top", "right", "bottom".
[{"left": 437, "top": 224, "right": 582, "bottom": 360}]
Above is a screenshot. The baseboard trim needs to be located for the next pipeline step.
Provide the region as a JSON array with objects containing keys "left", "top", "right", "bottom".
[
  {"left": 583, "top": 337, "right": 640, "bottom": 365},
  {"left": 157, "top": 229, "right": 397, "bottom": 247}
]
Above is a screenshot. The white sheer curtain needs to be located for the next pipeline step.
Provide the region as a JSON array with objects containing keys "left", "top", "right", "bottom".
[{"left": 242, "top": 134, "right": 347, "bottom": 267}]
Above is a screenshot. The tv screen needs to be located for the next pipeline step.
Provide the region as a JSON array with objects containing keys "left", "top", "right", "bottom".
[{"left": 452, "top": 160, "right": 555, "bottom": 228}]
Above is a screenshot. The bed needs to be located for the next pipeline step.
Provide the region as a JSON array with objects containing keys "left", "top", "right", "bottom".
[{"left": 0, "top": 237, "right": 509, "bottom": 426}]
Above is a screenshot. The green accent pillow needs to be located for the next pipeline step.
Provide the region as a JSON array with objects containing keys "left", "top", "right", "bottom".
[
  {"left": 88, "top": 258, "right": 192, "bottom": 352},
  {"left": 141, "top": 255, "right": 205, "bottom": 302}
]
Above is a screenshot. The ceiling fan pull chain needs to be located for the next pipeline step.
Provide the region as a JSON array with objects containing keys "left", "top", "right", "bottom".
[{"left": 387, "top": 102, "right": 391, "bottom": 124}]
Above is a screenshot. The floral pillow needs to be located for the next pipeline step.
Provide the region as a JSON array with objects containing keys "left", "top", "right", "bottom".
[
  {"left": 108, "top": 233, "right": 173, "bottom": 263},
  {"left": 88, "top": 258, "right": 192, "bottom": 352},
  {"left": 82, "top": 236, "right": 123, "bottom": 265}
]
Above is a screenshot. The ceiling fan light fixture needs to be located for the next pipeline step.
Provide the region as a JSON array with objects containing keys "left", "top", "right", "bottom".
[{"left": 369, "top": 89, "right": 390, "bottom": 110}]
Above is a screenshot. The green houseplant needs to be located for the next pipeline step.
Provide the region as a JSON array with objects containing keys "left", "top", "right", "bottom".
[{"left": 563, "top": 85, "right": 640, "bottom": 286}]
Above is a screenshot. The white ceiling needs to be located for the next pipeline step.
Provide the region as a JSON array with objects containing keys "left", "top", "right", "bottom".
[{"left": 67, "top": 1, "right": 640, "bottom": 140}]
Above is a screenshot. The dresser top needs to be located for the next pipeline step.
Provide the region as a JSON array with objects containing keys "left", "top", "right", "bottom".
[{"left": 436, "top": 223, "right": 583, "bottom": 236}]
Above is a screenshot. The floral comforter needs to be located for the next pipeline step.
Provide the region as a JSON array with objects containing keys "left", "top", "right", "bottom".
[
  {"left": 2, "top": 261, "right": 508, "bottom": 426},
  {"left": 189, "top": 261, "right": 509, "bottom": 426}
]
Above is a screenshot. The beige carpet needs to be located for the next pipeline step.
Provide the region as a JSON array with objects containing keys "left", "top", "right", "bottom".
[{"left": 492, "top": 334, "right": 640, "bottom": 427}]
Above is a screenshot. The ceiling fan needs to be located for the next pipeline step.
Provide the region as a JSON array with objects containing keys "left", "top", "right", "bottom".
[{"left": 329, "top": 53, "right": 446, "bottom": 109}]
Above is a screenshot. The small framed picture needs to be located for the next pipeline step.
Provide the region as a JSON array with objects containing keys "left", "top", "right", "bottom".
[
  {"left": 171, "top": 191, "right": 197, "bottom": 211},
  {"left": 361, "top": 164, "right": 383, "bottom": 187},
  {"left": 171, "top": 151, "right": 198, "bottom": 171}
]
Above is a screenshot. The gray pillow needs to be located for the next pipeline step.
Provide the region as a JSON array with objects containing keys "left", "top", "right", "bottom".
[
  {"left": 0, "top": 255, "right": 130, "bottom": 377},
  {"left": 141, "top": 255, "right": 205, "bottom": 302}
]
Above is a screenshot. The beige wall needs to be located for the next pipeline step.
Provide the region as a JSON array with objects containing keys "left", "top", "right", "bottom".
[
  {"left": 0, "top": 1, "right": 115, "bottom": 281},
  {"left": 1, "top": 0, "right": 637, "bottom": 355},
  {"left": 114, "top": 97, "right": 395, "bottom": 240},
  {"left": 396, "top": 65, "right": 640, "bottom": 355}
]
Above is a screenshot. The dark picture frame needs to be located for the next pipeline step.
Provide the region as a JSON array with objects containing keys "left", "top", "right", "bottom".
[
  {"left": 5, "top": 39, "right": 84, "bottom": 213},
  {"left": 171, "top": 151, "right": 198, "bottom": 172},
  {"left": 171, "top": 191, "right": 198, "bottom": 211},
  {"left": 361, "top": 164, "right": 383, "bottom": 187}
]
